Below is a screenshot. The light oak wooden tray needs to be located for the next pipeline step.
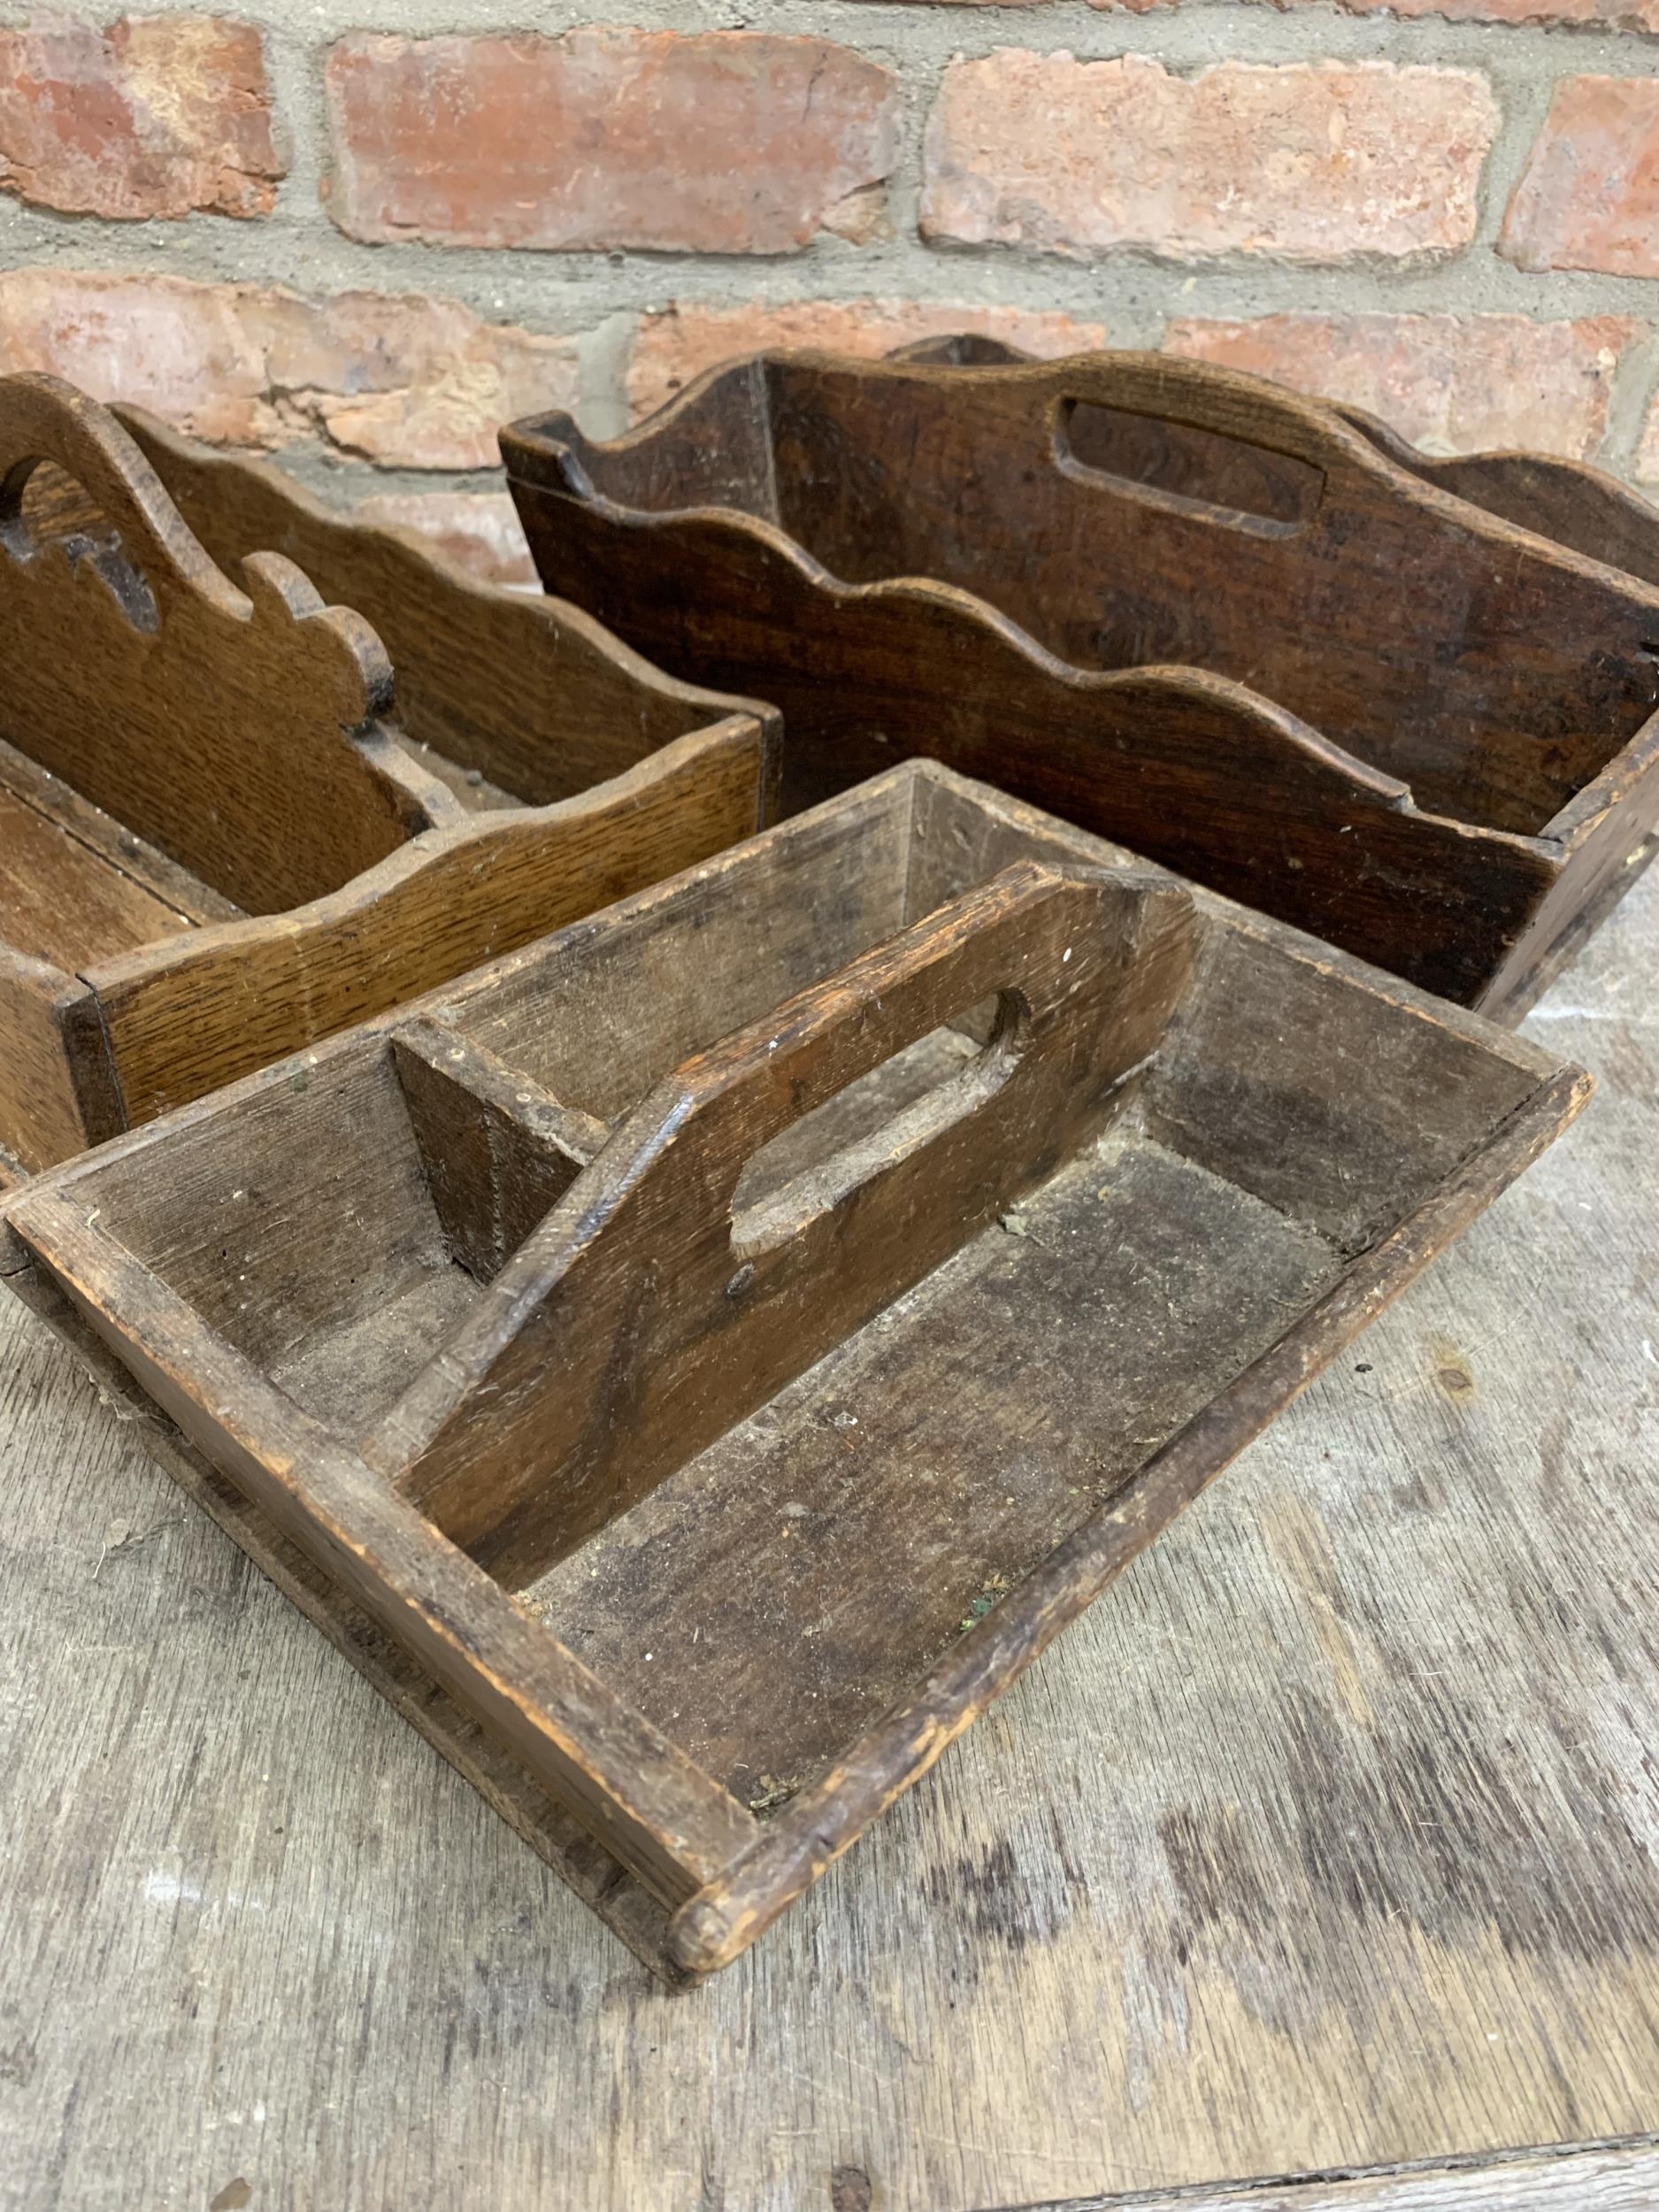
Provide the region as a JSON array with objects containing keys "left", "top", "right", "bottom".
[
  {"left": 502, "top": 345, "right": 1659, "bottom": 1021},
  {"left": 0, "top": 373, "right": 776, "bottom": 1182},
  {"left": 1, "top": 762, "right": 1587, "bottom": 1981}
]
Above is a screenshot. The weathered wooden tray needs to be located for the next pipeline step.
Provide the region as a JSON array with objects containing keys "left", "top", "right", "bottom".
[
  {"left": 502, "top": 346, "right": 1659, "bottom": 1019},
  {"left": 0, "top": 373, "right": 776, "bottom": 1181},
  {"left": 1, "top": 761, "right": 1587, "bottom": 1980}
]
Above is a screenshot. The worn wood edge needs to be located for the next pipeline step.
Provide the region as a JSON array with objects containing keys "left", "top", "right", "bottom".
[
  {"left": 0, "top": 942, "right": 127, "bottom": 1163},
  {"left": 2, "top": 371, "right": 250, "bottom": 618},
  {"left": 1535, "top": 704, "right": 1659, "bottom": 852},
  {"left": 1339, "top": 395, "right": 1659, "bottom": 566},
  {"left": 0, "top": 1253, "right": 699, "bottom": 1988},
  {"left": 665, "top": 1059, "right": 1592, "bottom": 1975},
  {"left": 391, "top": 1017, "right": 610, "bottom": 1164},
  {"left": 364, "top": 856, "right": 1188, "bottom": 1509},
  {"left": 1000, "top": 2131, "right": 1659, "bottom": 2211},
  {"left": 119, "top": 402, "right": 783, "bottom": 743},
  {"left": 1479, "top": 832, "right": 1659, "bottom": 1025},
  {"left": 345, "top": 710, "right": 472, "bottom": 834},
  {"left": 2, "top": 1188, "right": 760, "bottom": 1907}
]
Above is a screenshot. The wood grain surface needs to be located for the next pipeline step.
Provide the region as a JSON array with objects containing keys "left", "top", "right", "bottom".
[{"left": 2, "top": 868, "right": 1657, "bottom": 2208}]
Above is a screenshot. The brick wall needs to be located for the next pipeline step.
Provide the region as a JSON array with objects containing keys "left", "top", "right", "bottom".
[{"left": 4, "top": 3, "right": 1659, "bottom": 583}]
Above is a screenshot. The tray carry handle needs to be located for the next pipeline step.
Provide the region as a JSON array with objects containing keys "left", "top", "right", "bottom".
[
  {"left": 690, "top": 861, "right": 1175, "bottom": 1250},
  {"left": 1039, "top": 354, "right": 1357, "bottom": 533},
  {"left": 0, "top": 373, "right": 420, "bottom": 915},
  {"left": 396, "top": 857, "right": 1200, "bottom": 1585},
  {"left": 0, "top": 372, "right": 250, "bottom": 624}
]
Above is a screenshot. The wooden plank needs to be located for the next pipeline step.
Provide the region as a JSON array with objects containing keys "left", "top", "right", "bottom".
[
  {"left": 0, "top": 948, "right": 123, "bottom": 1172},
  {"left": 0, "top": 782, "right": 196, "bottom": 968},
  {"left": 0, "top": 856, "right": 1655, "bottom": 2208},
  {"left": 0, "top": 731, "right": 240, "bottom": 928},
  {"left": 1017, "top": 2138, "right": 1659, "bottom": 2209}
]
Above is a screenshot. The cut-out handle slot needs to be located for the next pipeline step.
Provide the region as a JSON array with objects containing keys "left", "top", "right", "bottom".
[
  {"left": 0, "top": 373, "right": 247, "bottom": 627},
  {"left": 730, "top": 987, "right": 1026, "bottom": 1260},
  {"left": 878, "top": 339, "right": 1340, "bottom": 534},
  {"left": 0, "top": 370, "right": 419, "bottom": 918},
  {"left": 1056, "top": 397, "right": 1325, "bottom": 535}
]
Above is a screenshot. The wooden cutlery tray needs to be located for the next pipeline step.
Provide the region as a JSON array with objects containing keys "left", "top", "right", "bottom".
[
  {"left": 503, "top": 347, "right": 1659, "bottom": 1018},
  {"left": 1, "top": 761, "right": 1586, "bottom": 1978},
  {"left": 0, "top": 373, "right": 775, "bottom": 1180}
]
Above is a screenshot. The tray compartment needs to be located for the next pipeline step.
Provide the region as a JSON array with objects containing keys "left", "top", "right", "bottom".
[
  {"left": 0, "top": 373, "right": 777, "bottom": 1174},
  {"left": 503, "top": 347, "right": 1659, "bottom": 1017},
  {"left": 2, "top": 763, "right": 1588, "bottom": 1976},
  {"left": 522, "top": 1130, "right": 1342, "bottom": 1809},
  {"left": 69, "top": 1035, "right": 480, "bottom": 1440}
]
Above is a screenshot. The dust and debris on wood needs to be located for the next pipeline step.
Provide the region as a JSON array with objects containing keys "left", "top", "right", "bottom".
[
  {"left": 959, "top": 1571, "right": 1010, "bottom": 1634},
  {"left": 746, "top": 1773, "right": 805, "bottom": 1815}
]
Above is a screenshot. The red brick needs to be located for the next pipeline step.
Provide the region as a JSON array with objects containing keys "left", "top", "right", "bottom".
[
  {"left": 1502, "top": 78, "right": 1659, "bottom": 277},
  {"left": 324, "top": 29, "right": 900, "bottom": 254},
  {"left": 1166, "top": 314, "right": 1639, "bottom": 460},
  {"left": 921, "top": 53, "right": 1498, "bottom": 263},
  {"left": 0, "top": 270, "right": 580, "bottom": 469},
  {"left": 352, "top": 492, "right": 535, "bottom": 586},
  {"left": 0, "top": 13, "right": 281, "bottom": 220},
  {"left": 627, "top": 298, "right": 1108, "bottom": 419}
]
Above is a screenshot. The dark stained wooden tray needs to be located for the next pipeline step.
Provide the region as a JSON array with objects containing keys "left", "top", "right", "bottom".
[
  {"left": 502, "top": 346, "right": 1659, "bottom": 1021},
  {"left": 0, "top": 374, "right": 776, "bottom": 1181},
  {"left": 1, "top": 761, "right": 1587, "bottom": 1980}
]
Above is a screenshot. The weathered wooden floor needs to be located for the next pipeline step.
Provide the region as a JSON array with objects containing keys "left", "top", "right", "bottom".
[{"left": 2, "top": 867, "right": 1657, "bottom": 2212}]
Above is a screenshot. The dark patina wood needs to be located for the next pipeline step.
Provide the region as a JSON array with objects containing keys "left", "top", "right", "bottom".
[
  {"left": 0, "top": 373, "right": 777, "bottom": 1177},
  {"left": 502, "top": 346, "right": 1659, "bottom": 1019},
  {"left": 0, "top": 762, "right": 1587, "bottom": 1977}
]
